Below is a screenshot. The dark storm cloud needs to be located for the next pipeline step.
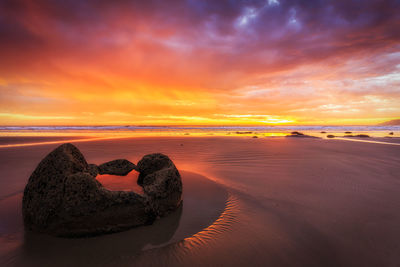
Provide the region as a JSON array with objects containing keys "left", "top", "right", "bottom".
[{"left": 1, "top": 0, "right": 399, "bottom": 52}]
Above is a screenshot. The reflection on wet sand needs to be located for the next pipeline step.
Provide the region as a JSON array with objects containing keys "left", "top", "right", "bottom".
[
  {"left": 335, "top": 137, "right": 400, "bottom": 146},
  {"left": 18, "top": 205, "right": 183, "bottom": 266}
]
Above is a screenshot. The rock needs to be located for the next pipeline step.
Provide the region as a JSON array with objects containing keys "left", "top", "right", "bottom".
[
  {"left": 87, "top": 164, "right": 99, "bottom": 176},
  {"left": 23, "top": 143, "right": 89, "bottom": 231},
  {"left": 252, "top": 136, "right": 258, "bottom": 138},
  {"left": 286, "top": 132, "right": 318, "bottom": 138},
  {"left": 56, "top": 172, "right": 150, "bottom": 237},
  {"left": 345, "top": 131, "right": 352, "bottom": 134},
  {"left": 291, "top": 131, "right": 304, "bottom": 136},
  {"left": 327, "top": 135, "right": 335, "bottom": 138},
  {"left": 137, "top": 153, "right": 175, "bottom": 185},
  {"left": 355, "top": 134, "right": 370, "bottom": 138},
  {"left": 320, "top": 131, "right": 326, "bottom": 133},
  {"left": 22, "top": 144, "right": 182, "bottom": 237},
  {"left": 343, "top": 134, "right": 370, "bottom": 138},
  {"left": 137, "top": 153, "right": 182, "bottom": 216},
  {"left": 389, "top": 132, "right": 394, "bottom": 135},
  {"left": 98, "top": 159, "right": 136, "bottom": 176}
]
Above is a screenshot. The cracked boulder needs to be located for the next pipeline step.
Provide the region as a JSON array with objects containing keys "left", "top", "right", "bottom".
[{"left": 22, "top": 143, "right": 181, "bottom": 237}]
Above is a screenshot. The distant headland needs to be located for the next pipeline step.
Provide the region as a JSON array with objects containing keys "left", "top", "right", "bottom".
[{"left": 379, "top": 119, "right": 400, "bottom": 126}]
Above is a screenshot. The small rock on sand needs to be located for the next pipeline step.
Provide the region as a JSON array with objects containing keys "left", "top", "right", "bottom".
[
  {"left": 98, "top": 159, "right": 136, "bottom": 176},
  {"left": 286, "top": 132, "right": 318, "bottom": 138}
]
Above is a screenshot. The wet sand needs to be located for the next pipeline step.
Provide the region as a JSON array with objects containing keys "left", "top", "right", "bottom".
[
  {"left": 0, "top": 136, "right": 400, "bottom": 266},
  {"left": 0, "top": 136, "right": 90, "bottom": 146}
]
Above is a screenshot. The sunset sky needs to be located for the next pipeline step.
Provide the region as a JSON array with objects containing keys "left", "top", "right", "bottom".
[{"left": 0, "top": 0, "right": 399, "bottom": 125}]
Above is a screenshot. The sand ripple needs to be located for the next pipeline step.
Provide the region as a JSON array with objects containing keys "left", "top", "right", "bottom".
[{"left": 182, "top": 193, "right": 240, "bottom": 249}]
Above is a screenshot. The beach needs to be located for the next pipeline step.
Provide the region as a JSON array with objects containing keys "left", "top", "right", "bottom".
[{"left": 1, "top": 135, "right": 400, "bottom": 266}]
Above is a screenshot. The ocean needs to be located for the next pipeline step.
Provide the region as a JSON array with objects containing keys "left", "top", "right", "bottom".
[{"left": 0, "top": 125, "right": 398, "bottom": 138}]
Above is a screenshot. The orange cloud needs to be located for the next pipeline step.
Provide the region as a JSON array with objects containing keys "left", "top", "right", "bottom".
[{"left": 0, "top": 0, "right": 399, "bottom": 125}]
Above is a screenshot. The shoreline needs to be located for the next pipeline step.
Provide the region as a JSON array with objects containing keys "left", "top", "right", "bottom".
[{"left": 1, "top": 135, "right": 400, "bottom": 149}]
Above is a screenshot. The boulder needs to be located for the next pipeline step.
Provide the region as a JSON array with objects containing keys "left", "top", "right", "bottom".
[
  {"left": 23, "top": 143, "right": 90, "bottom": 230},
  {"left": 22, "top": 144, "right": 182, "bottom": 237},
  {"left": 137, "top": 153, "right": 176, "bottom": 185},
  {"left": 137, "top": 153, "right": 183, "bottom": 216},
  {"left": 98, "top": 159, "right": 136, "bottom": 176}
]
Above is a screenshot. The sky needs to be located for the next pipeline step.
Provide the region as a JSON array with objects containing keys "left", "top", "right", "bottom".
[{"left": 0, "top": 0, "right": 399, "bottom": 126}]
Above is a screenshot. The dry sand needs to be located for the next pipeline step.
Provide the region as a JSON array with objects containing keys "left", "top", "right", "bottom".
[{"left": 0, "top": 136, "right": 400, "bottom": 266}]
